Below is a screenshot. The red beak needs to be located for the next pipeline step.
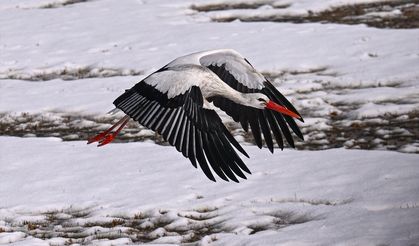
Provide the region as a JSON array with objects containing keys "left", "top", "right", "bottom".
[{"left": 266, "top": 100, "right": 301, "bottom": 119}]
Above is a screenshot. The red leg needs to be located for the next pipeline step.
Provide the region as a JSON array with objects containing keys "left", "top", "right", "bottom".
[
  {"left": 97, "top": 116, "right": 130, "bottom": 147},
  {"left": 87, "top": 115, "right": 130, "bottom": 145}
]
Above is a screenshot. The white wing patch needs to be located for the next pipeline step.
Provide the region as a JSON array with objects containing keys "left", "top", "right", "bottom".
[
  {"left": 199, "top": 49, "right": 265, "bottom": 90},
  {"left": 144, "top": 69, "right": 201, "bottom": 99},
  {"left": 148, "top": 49, "right": 266, "bottom": 98}
]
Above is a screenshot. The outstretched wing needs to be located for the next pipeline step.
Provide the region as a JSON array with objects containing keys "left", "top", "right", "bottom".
[
  {"left": 199, "top": 49, "right": 303, "bottom": 151},
  {"left": 113, "top": 79, "right": 250, "bottom": 182}
]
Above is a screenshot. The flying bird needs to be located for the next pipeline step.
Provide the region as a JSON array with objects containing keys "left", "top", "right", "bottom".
[{"left": 88, "top": 49, "right": 303, "bottom": 182}]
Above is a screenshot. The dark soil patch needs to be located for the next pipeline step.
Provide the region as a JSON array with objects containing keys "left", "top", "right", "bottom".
[
  {"left": 4, "top": 207, "right": 226, "bottom": 245},
  {"left": 193, "top": 0, "right": 419, "bottom": 29},
  {"left": 1, "top": 108, "right": 417, "bottom": 153},
  {"left": 248, "top": 210, "right": 315, "bottom": 235},
  {"left": 1, "top": 67, "right": 143, "bottom": 81},
  {"left": 40, "top": 0, "right": 91, "bottom": 9},
  {"left": 191, "top": 0, "right": 290, "bottom": 12}
]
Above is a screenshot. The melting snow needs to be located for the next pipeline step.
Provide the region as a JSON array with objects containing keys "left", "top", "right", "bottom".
[
  {"left": 0, "top": 137, "right": 418, "bottom": 245},
  {"left": 1, "top": 0, "right": 419, "bottom": 244}
]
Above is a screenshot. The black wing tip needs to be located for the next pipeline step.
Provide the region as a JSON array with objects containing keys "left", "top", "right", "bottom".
[
  {"left": 222, "top": 126, "right": 249, "bottom": 158},
  {"left": 233, "top": 141, "right": 249, "bottom": 158},
  {"left": 263, "top": 81, "right": 303, "bottom": 118},
  {"left": 230, "top": 177, "right": 240, "bottom": 183},
  {"left": 288, "top": 117, "right": 304, "bottom": 141},
  {"left": 208, "top": 176, "right": 217, "bottom": 182},
  {"left": 189, "top": 157, "right": 198, "bottom": 168},
  {"left": 297, "top": 132, "right": 304, "bottom": 141},
  {"left": 215, "top": 175, "right": 246, "bottom": 183},
  {"left": 235, "top": 171, "right": 248, "bottom": 180},
  {"left": 244, "top": 168, "right": 252, "bottom": 175},
  {"left": 298, "top": 116, "right": 304, "bottom": 123},
  {"left": 199, "top": 159, "right": 251, "bottom": 182}
]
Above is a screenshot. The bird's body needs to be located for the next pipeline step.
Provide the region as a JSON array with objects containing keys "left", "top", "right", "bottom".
[
  {"left": 145, "top": 64, "right": 260, "bottom": 109},
  {"left": 88, "top": 49, "right": 303, "bottom": 182},
  {"left": 144, "top": 64, "right": 226, "bottom": 100}
]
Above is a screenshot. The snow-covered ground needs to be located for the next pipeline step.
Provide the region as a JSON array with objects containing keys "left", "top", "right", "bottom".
[
  {"left": 1, "top": 0, "right": 418, "bottom": 152},
  {"left": 1, "top": 137, "right": 419, "bottom": 245},
  {"left": 1, "top": 0, "right": 419, "bottom": 245}
]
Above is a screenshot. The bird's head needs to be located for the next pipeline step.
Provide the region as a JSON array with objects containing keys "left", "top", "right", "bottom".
[{"left": 247, "top": 93, "right": 301, "bottom": 120}]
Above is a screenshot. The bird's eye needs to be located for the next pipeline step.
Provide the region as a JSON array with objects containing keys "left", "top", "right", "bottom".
[{"left": 257, "top": 98, "right": 265, "bottom": 102}]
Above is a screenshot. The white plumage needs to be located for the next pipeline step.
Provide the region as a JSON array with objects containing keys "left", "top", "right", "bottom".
[
  {"left": 169, "top": 49, "right": 266, "bottom": 89},
  {"left": 88, "top": 49, "right": 303, "bottom": 182}
]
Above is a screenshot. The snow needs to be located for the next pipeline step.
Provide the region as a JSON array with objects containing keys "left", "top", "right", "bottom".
[
  {"left": 1, "top": 0, "right": 418, "bottom": 117},
  {"left": 0, "top": 137, "right": 419, "bottom": 245},
  {"left": 1, "top": 0, "right": 418, "bottom": 152},
  {"left": 1, "top": 0, "right": 419, "bottom": 244},
  {"left": 0, "top": 232, "right": 26, "bottom": 244},
  {"left": 0, "top": 76, "right": 137, "bottom": 113},
  {"left": 1, "top": 0, "right": 418, "bottom": 83}
]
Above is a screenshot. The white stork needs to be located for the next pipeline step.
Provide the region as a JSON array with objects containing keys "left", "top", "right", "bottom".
[{"left": 88, "top": 49, "right": 304, "bottom": 182}]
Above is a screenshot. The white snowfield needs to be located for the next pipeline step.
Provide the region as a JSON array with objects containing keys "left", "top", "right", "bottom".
[
  {"left": 1, "top": 0, "right": 419, "bottom": 245},
  {"left": 1, "top": 0, "right": 419, "bottom": 153},
  {"left": 0, "top": 0, "right": 418, "bottom": 84},
  {"left": 0, "top": 137, "right": 418, "bottom": 245}
]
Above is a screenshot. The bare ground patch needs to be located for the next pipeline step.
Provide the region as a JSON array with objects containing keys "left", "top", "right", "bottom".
[
  {"left": 40, "top": 0, "right": 92, "bottom": 9},
  {"left": 0, "top": 112, "right": 166, "bottom": 144},
  {"left": 192, "top": 0, "right": 419, "bottom": 29},
  {"left": 1, "top": 107, "right": 417, "bottom": 153},
  {"left": 191, "top": 0, "right": 290, "bottom": 12},
  {"left": 1, "top": 68, "right": 418, "bottom": 154},
  {"left": 0, "top": 206, "right": 225, "bottom": 244},
  {"left": 247, "top": 210, "right": 315, "bottom": 235},
  {"left": 0, "top": 200, "right": 327, "bottom": 245},
  {"left": 0, "top": 66, "right": 143, "bottom": 81}
]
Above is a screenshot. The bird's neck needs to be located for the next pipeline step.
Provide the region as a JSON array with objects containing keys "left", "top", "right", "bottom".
[
  {"left": 225, "top": 91, "right": 255, "bottom": 108},
  {"left": 203, "top": 75, "right": 257, "bottom": 108}
]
